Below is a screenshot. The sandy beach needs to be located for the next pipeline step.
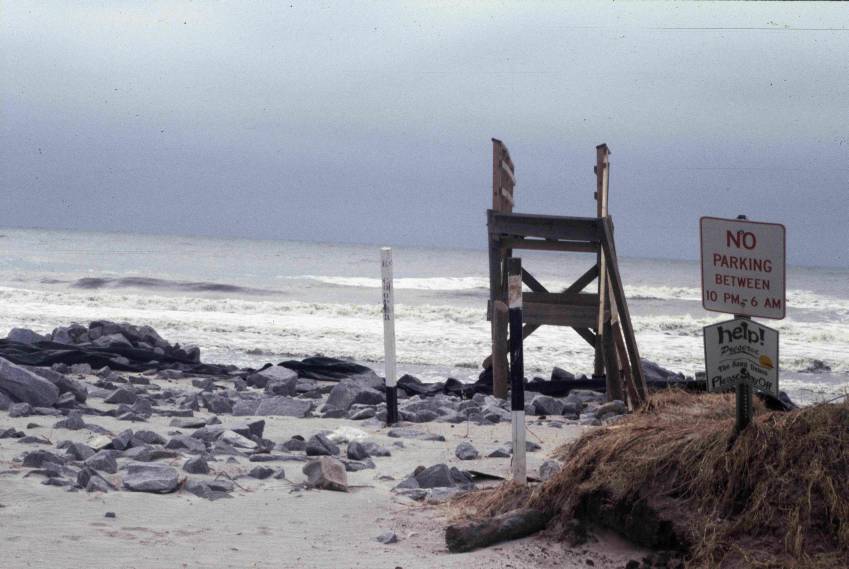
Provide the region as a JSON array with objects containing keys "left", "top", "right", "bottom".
[{"left": 0, "top": 363, "right": 647, "bottom": 569}]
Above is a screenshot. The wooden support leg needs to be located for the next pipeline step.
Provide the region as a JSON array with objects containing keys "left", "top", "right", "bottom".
[
  {"left": 602, "top": 318, "right": 623, "bottom": 402},
  {"left": 491, "top": 300, "right": 509, "bottom": 399}
]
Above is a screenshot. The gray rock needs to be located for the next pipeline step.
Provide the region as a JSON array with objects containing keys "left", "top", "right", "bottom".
[
  {"left": 246, "top": 365, "right": 298, "bottom": 389},
  {"left": 85, "top": 450, "right": 118, "bottom": 474},
  {"left": 0, "top": 357, "right": 60, "bottom": 407},
  {"left": 104, "top": 387, "right": 137, "bottom": 405},
  {"left": 387, "top": 428, "right": 445, "bottom": 442},
  {"left": 348, "top": 407, "right": 376, "bottom": 420},
  {"left": 54, "top": 410, "right": 86, "bottom": 430},
  {"left": 324, "top": 381, "right": 367, "bottom": 413},
  {"left": 346, "top": 441, "right": 370, "bottom": 461},
  {"left": 131, "top": 430, "right": 166, "bottom": 446},
  {"left": 247, "top": 466, "right": 274, "bottom": 479},
  {"left": 65, "top": 441, "right": 96, "bottom": 461},
  {"left": 376, "top": 531, "right": 398, "bottom": 544},
  {"left": 123, "top": 463, "right": 180, "bottom": 493},
  {"left": 594, "top": 400, "right": 627, "bottom": 418},
  {"left": 0, "top": 390, "right": 11, "bottom": 410},
  {"left": 93, "top": 333, "right": 133, "bottom": 349},
  {"left": 183, "top": 456, "right": 210, "bottom": 474},
  {"left": 68, "top": 363, "right": 92, "bottom": 375},
  {"left": 204, "top": 395, "right": 233, "bottom": 414},
  {"left": 165, "top": 435, "right": 207, "bottom": 454},
  {"left": 362, "top": 442, "right": 391, "bottom": 457},
  {"left": 279, "top": 437, "right": 306, "bottom": 452},
  {"left": 305, "top": 433, "right": 340, "bottom": 456},
  {"left": 254, "top": 396, "right": 313, "bottom": 418},
  {"left": 302, "top": 457, "right": 348, "bottom": 492},
  {"left": 185, "top": 479, "right": 232, "bottom": 501},
  {"left": 169, "top": 417, "right": 208, "bottom": 429},
  {"left": 6, "top": 328, "right": 47, "bottom": 345},
  {"left": 9, "top": 402, "right": 33, "bottom": 417},
  {"left": 531, "top": 395, "right": 565, "bottom": 416},
  {"left": 22, "top": 449, "right": 66, "bottom": 468},
  {"left": 539, "top": 459, "right": 560, "bottom": 481},
  {"left": 230, "top": 419, "right": 265, "bottom": 439},
  {"left": 231, "top": 399, "right": 260, "bottom": 416},
  {"left": 487, "top": 447, "right": 511, "bottom": 458},
  {"left": 110, "top": 429, "right": 134, "bottom": 450},
  {"left": 454, "top": 442, "right": 479, "bottom": 460},
  {"left": 414, "top": 464, "right": 473, "bottom": 489},
  {"left": 219, "top": 430, "right": 257, "bottom": 450}
]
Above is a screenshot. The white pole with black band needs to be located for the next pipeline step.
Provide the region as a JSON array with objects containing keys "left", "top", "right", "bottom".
[
  {"left": 507, "top": 257, "right": 526, "bottom": 484},
  {"left": 381, "top": 247, "right": 399, "bottom": 425}
]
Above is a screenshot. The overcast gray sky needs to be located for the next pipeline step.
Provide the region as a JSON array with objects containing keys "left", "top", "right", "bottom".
[{"left": 2, "top": 2, "right": 847, "bottom": 267}]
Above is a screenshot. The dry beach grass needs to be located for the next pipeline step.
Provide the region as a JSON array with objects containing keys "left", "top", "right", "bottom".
[{"left": 456, "top": 390, "right": 849, "bottom": 568}]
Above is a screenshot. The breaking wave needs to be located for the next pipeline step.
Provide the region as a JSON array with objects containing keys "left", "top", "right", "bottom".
[{"left": 70, "top": 276, "right": 272, "bottom": 295}]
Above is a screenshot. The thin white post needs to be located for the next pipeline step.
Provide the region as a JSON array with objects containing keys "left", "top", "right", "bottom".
[{"left": 381, "top": 247, "right": 399, "bottom": 424}]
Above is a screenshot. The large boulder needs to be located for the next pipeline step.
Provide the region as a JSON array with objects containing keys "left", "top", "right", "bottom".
[
  {"left": 123, "top": 463, "right": 180, "bottom": 493},
  {"left": 246, "top": 365, "right": 298, "bottom": 389},
  {"left": 324, "top": 381, "right": 383, "bottom": 413},
  {"left": 531, "top": 395, "right": 565, "bottom": 416},
  {"left": 305, "top": 433, "right": 340, "bottom": 456},
  {"left": 302, "top": 457, "right": 348, "bottom": 492},
  {"left": 254, "top": 396, "right": 313, "bottom": 418},
  {"left": 415, "top": 464, "right": 474, "bottom": 489},
  {"left": 0, "top": 357, "right": 60, "bottom": 407},
  {"left": 6, "top": 328, "right": 47, "bottom": 345}
]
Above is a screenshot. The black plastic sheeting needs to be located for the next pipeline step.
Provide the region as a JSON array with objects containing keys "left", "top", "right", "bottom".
[{"left": 0, "top": 340, "right": 233, "bottom": 375}]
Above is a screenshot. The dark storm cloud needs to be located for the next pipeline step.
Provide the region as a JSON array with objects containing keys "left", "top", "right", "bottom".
[{"left": 1, "top": 2, "right": 847, "bottom": 266}]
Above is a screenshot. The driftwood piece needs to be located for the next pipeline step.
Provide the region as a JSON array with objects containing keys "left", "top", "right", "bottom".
[{"left": 445, "top": 508, "right": 550, "bottom": 553}]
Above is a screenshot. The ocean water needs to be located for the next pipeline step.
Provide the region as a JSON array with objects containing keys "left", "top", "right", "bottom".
[{"left": 0, "top": 227, "right": 846, "bottom": 405}]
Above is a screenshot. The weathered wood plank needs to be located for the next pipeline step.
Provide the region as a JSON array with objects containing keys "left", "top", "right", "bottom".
[
  {"left": 523, "top": 302, "right": 601, "bottom": 328},
  {"left": 489, "top": 212, "right": 600, "bottom": 243},
  {"left": 574, "top": 326, "right": 597, "bottom": 348},
  {"left": 523, "top": 292, "right": 600, "bottom": 307},
  {"left": 563, "top": 264, "right": 599, "bottom": 295},
  {"left": 595, "top": 144, "right": 611, "bottom": 383},
  {"left": 521, "top": 269, "right": 547, "bottom": 293},
  {"left": 499, "top": 237, "right": 598, "bottom": 253}
]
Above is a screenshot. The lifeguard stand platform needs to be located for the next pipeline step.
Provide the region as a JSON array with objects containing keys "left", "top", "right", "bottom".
[{"left": 485, "top": 139, "right": 648, "bottom": 405}]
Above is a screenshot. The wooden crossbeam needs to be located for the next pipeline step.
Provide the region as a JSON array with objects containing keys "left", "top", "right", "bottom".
[
  {"left": 500, "top": 238, "right": 598, "bottom": 254},
  {"left": 521, "top": 269, "right": 546, "bottom": 293},
  {"left": 523, "top": 292, "right": 599, "bottom": 306},
  {"left": 489, "top": 212, "right": 600, "bottom": 243},
  {"left": 564, "top": 265, "right": 599, "bottom": 295}
]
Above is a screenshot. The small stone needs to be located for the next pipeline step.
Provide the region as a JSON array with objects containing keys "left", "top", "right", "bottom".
[
  {"left": 305, "top": 433, "right": 340, "bottom": 456},
  {"left": 346, "top": 441, "right": 370, "bottom": 461},
  {"left": 454, "top": 442, "right": 479, "bottom": 460},
  {"left": 539, "top": 460, "right": 560, "bottom": 481},
  {"left": 302, "top": 457, "right": 348, "bottom": 492},
  {"left": 105, "top": 512, "right": 116, "bottom": 519},
  {"left": 9, "top": 402, "right": 32, "bottom": 418},
  {"left": 123, "top": 463, "right": 180, "bottom": 493},
  {"left": 183, "top": 456, "right": 210, "bottom": 474},
  {"left": 376, "top": 531, "right": 398, "bottom": 544},
  {"left": 84, "top": 450, "right": 118, "bottom": 474},
  {"left": 247, "top": 466, "right": 274, "bottom": 479},
  {"left": 104, "top": 387, "right": 137, "bottom": 405}
]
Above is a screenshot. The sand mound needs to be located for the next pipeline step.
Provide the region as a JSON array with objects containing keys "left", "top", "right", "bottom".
[{"left": 456, "top": 390, "right": 849, "bottom": 568}]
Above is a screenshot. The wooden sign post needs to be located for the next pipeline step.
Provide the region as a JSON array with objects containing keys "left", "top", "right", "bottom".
[
  {"left": 507, "top": 258, "right": 526, "bottom": 484},
  {"left": 381, "top": 247, "right": 399, "bottom": 425}
]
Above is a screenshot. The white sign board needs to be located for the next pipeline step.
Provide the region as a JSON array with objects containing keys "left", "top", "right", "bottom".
[
  {"left": 704, "top": 318, "right": 779, "bottom": 397},
  {"left": 700, "top": 217, "right": 786, "bottom": 319}
]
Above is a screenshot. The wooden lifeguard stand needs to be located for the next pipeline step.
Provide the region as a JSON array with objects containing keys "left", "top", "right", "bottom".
[{"left": 486, "top": 139, "right": 648, "bottom": 406}]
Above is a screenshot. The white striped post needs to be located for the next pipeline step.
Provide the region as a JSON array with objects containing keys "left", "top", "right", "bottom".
[
  {"left": 381, "top": 247, "right": 399, "bottom": 425},
  {"left": 507, "top": 258, "right": 526, "bottom": 484}
]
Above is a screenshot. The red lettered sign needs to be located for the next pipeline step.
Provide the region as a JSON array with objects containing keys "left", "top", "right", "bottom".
[{"left": 700, "top": 217, "right": 786, "bottom": 319}]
